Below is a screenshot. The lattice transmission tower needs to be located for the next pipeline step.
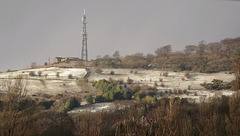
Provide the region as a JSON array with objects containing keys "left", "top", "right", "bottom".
[{"left": 81, "top": 9, "right": 88, "bottom": 60}]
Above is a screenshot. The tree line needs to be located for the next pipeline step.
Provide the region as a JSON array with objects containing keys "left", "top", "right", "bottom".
[{"left": 94, "top": 37, "right": 240, "bottom": 73}]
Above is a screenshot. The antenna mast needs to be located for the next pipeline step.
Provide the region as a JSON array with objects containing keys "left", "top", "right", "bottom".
[{"left": 81, "top": 9, "right": 88, "bottom": 60}]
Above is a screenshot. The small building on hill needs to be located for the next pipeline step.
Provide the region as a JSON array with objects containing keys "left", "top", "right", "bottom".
[{"left": 53, "top": 57, "right": 80, "bottom": 63}]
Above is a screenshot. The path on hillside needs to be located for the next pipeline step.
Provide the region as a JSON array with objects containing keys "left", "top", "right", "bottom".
[{"left": 84, "top": 67, "right": 95, "bottom": 79}]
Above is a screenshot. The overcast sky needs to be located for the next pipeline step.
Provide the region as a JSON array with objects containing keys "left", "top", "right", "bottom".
[{"left": 0, "top": 0, "right": 240, "bottom": 71}]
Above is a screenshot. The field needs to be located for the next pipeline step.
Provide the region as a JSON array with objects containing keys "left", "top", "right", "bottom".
[
  {"left": 0, "top": 67, "right": 235, "bottom": 105},
  {"left": 89, "top": 68, "right": 234, "bottom": 101},
  {"left": 0, "top": 67, "right": 87, "bottom": 95}
]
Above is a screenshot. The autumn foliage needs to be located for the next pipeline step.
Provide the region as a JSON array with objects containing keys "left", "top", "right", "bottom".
[
  {"left": 1, "top": 79, "right": 240, "bottom": 136},
  {"left": 94, "top": 37, "right": 240, "bottom": 73}
]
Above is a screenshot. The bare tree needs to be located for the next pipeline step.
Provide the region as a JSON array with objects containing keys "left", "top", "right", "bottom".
[
  {"left": 206, "top": 42, "right": 221, "bottom": 54},
  {"left": 221, "top": 37, "right": 240, "bottom": 58},
  {"left": 56, "top": 72, "right": 60, "bottom": 77},
  {"left": 198, "top": 40, "right": 207, "bottom": 56},
  {"left": 1, "top": 77, "right": 28, "bottom": 99},
  {"left": 155, "top": 45, "right": 172, "bottom": 58},
  {"left": 184, "top": 45, "right": 198, "bottom": 54},
  {"left": 96, "top": 55, "right": 101, "bottom": 59},
  {"left": 31, "top": 62, "right": 36, "bottom": 68},
  {"left": 103, "top": 54, "right": 110, "bottom": 59},
  {"left": 112, "top": 50, "right": 120, "bottom": 59},
  {"left": 146, "top": 53, "right": 154, "bottom": 62},
  {"left": 121, "top": 53, "right": 148, "bottom": 68},
  {"left": 234, "top": 49, "right": 240, "bottom": 91},
  {"left": 0, "top": 77, "right": 29, "bottom": 136}
]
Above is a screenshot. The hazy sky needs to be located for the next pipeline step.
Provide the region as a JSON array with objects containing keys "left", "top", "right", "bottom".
[{"left": 0, "top": 0, "right": 240, "bottom": 71}]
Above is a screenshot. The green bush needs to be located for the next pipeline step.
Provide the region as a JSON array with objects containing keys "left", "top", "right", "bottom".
[
  {"left": 134, "top": 92, "right": 145, "bottom": 101},
  {"left": 144, "top": 96, "right": 157, "bottom": 104},
  {"left": 86, "top": 95, "right": 93, "bottom": 104},
  {"left": 93, "top": 79, "right": 133, "bottom": 102},
  {"left": 93, "top": 79, "right": 109, "bottom": 92},
  {"left": 65, "top": 97, "right": 79, "bottom": 111},
  {"left": 93, "top": 79, "right": 121, "bottom": 93},
  {"left": 123, "top": 90, "right": 132, "bottom": 99}
]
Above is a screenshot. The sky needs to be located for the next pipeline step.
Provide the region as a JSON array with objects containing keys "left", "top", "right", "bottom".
[{"left": 0, "top": 0, "right": 240, "bottom": 71}]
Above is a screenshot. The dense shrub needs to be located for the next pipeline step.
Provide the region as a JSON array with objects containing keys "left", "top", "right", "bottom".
[
  {"left": 56, "top": 72, "right": 60, "bottom": 77},
  {"left": 162, "top": 71, "right": 168, "bottom": 77},
  {"left": 68, "top": 74, "right": 73, "bottom": 79},
  {"left": 178, "top": 63, "right": 192, "bottom": 71},
  {"left": 93, "top": 79, "right": 133, "bottom": 102},
  {"left": 38, "top": 71, "right": 42, "bottom": 77},
  {"left": 121, "top": 54, "right": 149, "bottom": 68},
  {"left": 65, "top": 97, "right": 79, "bottom": 111},
  {"left": 127, "top": 77, "right": 133, "bottom": 84},
  {"left": 0, "top": 100, "right": 2, "bottom": 111},
  {"left": 123, "top": 90, "right": 132, "bottom": 99},
  {"left": 200, "top": 79, "right": 234, "bottom": 90},
  {"left": 144, "top": 96, "right": 157, "bottom": 103},
  {"left": 127, "top": 84, "right": 140, "bottom": 92},
  {"left": 134, "top": 70, "right": 138, "bottom": 74},
  {"left": 93, "top": 79, "right": 112, "bottom": 92},
  {"left": 29, "top": 71, "right": 36, "bottom": 76},
  {"left": 185, "top": 71, "right": 191, "bottom": 78},
  {"left": 95, "top": 95, "right": 105, "bottom": 103},
  {"left": 94, "top": 58, "right": 121, "bottom": 68},
  {"left": 19, "top": 98, "right": 36, "bottom": 110},
  {"left": 134, "top": 92, "right": 145, "bottom": 101},
  {"left": 110, "top": 71, "right": 115, "bottom": 75},
  {"left": 39, "top": 100, "right": 55, "bottom": 109},
  {"left": 85, "top": 95, "right": 93, "bottom": 104},
  {"left": 95, "top": 68, "right": 103, "bottom": 74}
]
